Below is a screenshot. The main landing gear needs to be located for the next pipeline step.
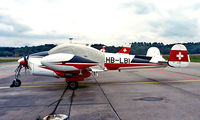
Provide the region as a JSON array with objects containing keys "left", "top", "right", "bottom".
[{"left": 67, "top": 81, "right": 78, "bottom": 90}]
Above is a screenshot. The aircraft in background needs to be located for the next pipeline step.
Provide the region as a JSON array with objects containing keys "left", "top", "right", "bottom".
[
  {"left": 10, "top": 43, "right": 190, "bottom": 90},
  {"left": 100, "top": 46, "right": 106, "bottom": 52}
]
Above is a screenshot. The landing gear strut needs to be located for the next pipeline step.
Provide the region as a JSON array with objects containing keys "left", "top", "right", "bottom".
[{"left": 68, "top": 82, "right": 78, "bottom": 90}]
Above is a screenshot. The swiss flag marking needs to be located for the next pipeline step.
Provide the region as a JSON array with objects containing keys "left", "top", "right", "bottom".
[
  {"left": 123, "top": 48, "right": 127, "bottom": 52},
  {"left": 118, "top": 47, "right": 130, "bottom": 54},
  {"left": 176, "top": 52, "right": 183, "bottom": 60},
  {"left": 169, "top": 50, "right": 188, "bottom": 62}
]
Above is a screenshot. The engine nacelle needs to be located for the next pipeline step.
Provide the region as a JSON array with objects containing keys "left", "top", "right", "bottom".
[{"left": 30, "top": 64, "right": 58, "bottom": 77}]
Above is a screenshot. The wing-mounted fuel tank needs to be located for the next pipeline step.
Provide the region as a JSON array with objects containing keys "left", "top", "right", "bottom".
[{"left": 41, "top": 53, "right": 98, "bottom": 71}]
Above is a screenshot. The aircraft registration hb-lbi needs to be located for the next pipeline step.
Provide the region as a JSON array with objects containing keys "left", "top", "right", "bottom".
[{"left": 10, "top": 43, "right": 190, "bottom": 90}]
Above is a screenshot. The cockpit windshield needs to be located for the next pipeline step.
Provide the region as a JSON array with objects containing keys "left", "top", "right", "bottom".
[{"left": 30, "top": 51, "right": 49, "bottom": 57}]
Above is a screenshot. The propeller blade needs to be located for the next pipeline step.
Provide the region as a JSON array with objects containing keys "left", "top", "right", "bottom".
[
  {"left": 26, "top": 54, "right": 29, "bottom": 60},
  {"left": 24, "top": 55, "right": 27, "bottom": 63}
]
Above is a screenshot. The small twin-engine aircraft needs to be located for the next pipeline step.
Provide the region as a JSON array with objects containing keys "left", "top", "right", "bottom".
[{"left": 10, "top": 43, "right": 190, "bottom": 90}]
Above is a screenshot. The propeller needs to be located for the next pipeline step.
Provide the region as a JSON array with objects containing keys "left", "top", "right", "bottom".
[
  {"left": 24, "top": 55, "right": 27, "bottom": 63},
  {"left": 23, "top": 55, "right": 29, "bottom": 74}
]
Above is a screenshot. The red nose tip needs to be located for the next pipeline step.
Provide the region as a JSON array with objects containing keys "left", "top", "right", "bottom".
[{"left": 20, "top": 60, "right": 28, "bottom": 67}]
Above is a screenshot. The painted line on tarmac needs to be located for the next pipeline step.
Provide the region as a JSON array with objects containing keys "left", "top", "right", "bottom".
[
  {"left": 1, "top": 79, "right": 200, "bottom": 89},
  {"left": 99, "top": 79, "right": 200, "bottom": 86},
  {"left": 0, "top": 70, "right": 25, "bottom": 79},
  {"left": 0, "top": 84, "right": 66, "bottom": 89},
  {"left": 147, "top": 69, "right": 199, "bottom": 80},
  {"left": 0, "top": 72, "right": 15, "bottom": 78}
]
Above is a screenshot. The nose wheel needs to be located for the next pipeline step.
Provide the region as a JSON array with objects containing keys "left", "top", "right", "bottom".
[
  {"left": 10, "top": 79, "right": 21, "bottom": 87},
  {"left": 68, "top": 82, "right": 78, "bottom": 90}
]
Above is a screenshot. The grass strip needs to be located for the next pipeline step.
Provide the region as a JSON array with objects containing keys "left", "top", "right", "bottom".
[{"left": 0, "top": 57, "right": 19, "bottom": 62}]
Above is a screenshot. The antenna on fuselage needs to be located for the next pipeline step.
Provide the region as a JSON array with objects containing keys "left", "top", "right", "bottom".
[{"left": 69, "top": 38, "right": 73, "bottom": 44}]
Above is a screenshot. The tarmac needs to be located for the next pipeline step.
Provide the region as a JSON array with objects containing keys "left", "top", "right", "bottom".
[{"left": 0, "top": 62, "right": 200, "bottom": 120}]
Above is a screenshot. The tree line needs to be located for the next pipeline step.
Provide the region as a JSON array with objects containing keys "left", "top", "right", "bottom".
[
  {"left": 92, "top": 42, "right": 200, "bottom": 55},
  {"left": 0, "top": 42, "right": 200, "bottom": 56},
  {"left": 0, "top": 44, "right": 56, "bottom": 57}
]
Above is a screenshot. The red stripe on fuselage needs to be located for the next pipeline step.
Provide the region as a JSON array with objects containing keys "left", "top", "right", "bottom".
[
  {"left": 104, "top": 63, "right": 157, "bottom": 70},
  {"left": 40, "top": 66, "right": 91, "bottom": 80}
]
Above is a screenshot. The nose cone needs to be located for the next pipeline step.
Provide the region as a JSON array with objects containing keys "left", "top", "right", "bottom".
[
  {"left": 18, "top": 57, "right": 28, "bottom": 67},
  {"left": 18, "top": 57, "right": 23, "bottom": 63}
]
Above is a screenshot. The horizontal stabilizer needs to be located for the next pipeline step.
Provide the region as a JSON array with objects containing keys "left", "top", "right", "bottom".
[{"left": 146, "top": 47, "right": 166, "bottom": 63}]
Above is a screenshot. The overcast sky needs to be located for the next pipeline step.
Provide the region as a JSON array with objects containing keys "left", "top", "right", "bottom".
[{"left": 0, "top": 0, "right": 200, "bottom": 47}]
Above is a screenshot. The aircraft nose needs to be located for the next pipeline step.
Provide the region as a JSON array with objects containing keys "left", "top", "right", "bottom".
[
  {"left": 18, "top": 57, "right": 23, "bottom": 63},
  {"left": 18, "top": 57, "right": 28, "bottom": 67},
  {"left": 20, "top": 60, "right": 28, "bottom": 66}
]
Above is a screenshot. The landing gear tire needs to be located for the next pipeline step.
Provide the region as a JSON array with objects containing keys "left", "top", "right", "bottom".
[
  {"left": 68, "top": 82, "right": 78, "bottom": 90},
  {"left": 10, "top": 79, "right": 21, "bottom": 87}
]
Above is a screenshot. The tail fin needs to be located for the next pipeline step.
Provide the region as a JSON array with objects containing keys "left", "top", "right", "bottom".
[
  {"left": 118, "top": 47, "right": 131, "bottom": 54},
  {"left": 100, "top": 46, "right": 106, "bottom": 53},
  {"left": 168, "top": 44, "right": 190, "bottom": 67}
]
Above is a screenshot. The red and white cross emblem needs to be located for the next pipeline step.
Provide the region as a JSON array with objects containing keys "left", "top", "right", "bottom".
[
  {"left": 123, "top": 48, "right": 127, "bottom": 52},
  {"left": 176, "top": 52, "right": 183, "bottom": 60}
]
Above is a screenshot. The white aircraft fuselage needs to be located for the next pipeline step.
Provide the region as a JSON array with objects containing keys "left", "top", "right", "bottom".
[{"left": 11, "top": 43, "right": 190, "bottom": 89}]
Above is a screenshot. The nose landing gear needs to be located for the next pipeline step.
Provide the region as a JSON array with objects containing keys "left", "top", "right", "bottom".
[{"left": 10, "top": 64, "right": 23, "bottom": 88}]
